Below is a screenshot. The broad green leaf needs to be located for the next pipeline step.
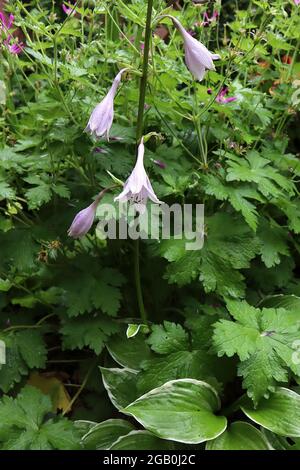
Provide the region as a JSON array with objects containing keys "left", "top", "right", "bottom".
[
  {"left": 74, "top": 420, "right": 97, "bottom": 437},
  {"left": 107, "top": 334, "right": 153, "bottom": 371},
  {"left": 81, "top": 419, "right": 134, "bottom": 450},
  {"left": 262, "top": 428, "right": 300, "bottom": 450},
  {"left": 137, "top": 350, "right": 222, "bottom": 395},
  {"left": 109, "top": 430, "right": 175, "bottom": 450},
  {"left": 100, "top": 367, "right": 138, "bottom": 410},
  {"left": 206, "top": 422, "right": 270, "bottom": 450},
  {"left": 242, "top": 388, "right": 300, "bottom": 437},
  {"left": 124, "top": 379, "right": 227, "bottom": 444}
]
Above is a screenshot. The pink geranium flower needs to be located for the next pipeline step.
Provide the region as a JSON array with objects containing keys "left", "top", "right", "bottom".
[
  {"left": 0, "top": 12, "right": 24, "bottom": 55},
  {"left": 0, "top": 12, "right": 14, "bottom": 29},
  {"left": 201, "top": 11, "right": 219, "bottom": 27},
  {"left": 7, "top": 41, "right": 24, "bottom": 55},
  {"left": 62, "top": 2, "right": 75, "bottom": 16},
  {"left": 215, "top": 87, "right": 237, "bottom": 104}
]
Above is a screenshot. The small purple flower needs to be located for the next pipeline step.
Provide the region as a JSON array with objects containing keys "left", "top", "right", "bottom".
[
  {"left": 85, "top": 68, "right": 127, "bottom": 141},
  {"left": 201, "top": 11, "right": 218, "bottom": 27},
  {"left": 152, "top": 159, "right": 166, "bottom": 169},
  {"left": 62, "top": 2, "right": 75, "bottom": 16},
  {"left": 207, "top": 88, "right": 213, "bottom": 95},
  {"left": 114, "top": 138, "right": 162, "bottom": 212},
  {"left": 294, "top": 0, "right": 300, "bottom": 5},
  {"left": 216, "top": 87, "right": 237, "bottom": 104},
  {"left": 0, "top": 12, "right": 14, "bottom": 30},
  {"left": 166, "top": 15, "right": 220, "bottom": 81},
  {"left": 68, "top": 196, "right": 101, "bottom": 239},
  {"left": 0, "top": 12, "right": 25, "bottom": 55},
  {"left": 7, "top": 41, "right": 24, "bottom": 55}
]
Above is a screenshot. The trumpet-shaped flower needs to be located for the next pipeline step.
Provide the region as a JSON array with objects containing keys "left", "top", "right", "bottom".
[
  {"left": 294, "top": 0, "right": 300, "bottom": 5},
  {"left": 114, "top": 138, "right": 162, "bottom": 212},
  {"left": 68, "top": 194, "right": 102, "bottom": 238},
  {"left": 168, "top": 15, "right": 220, "bottom": 81},
  {"left": 85, "top": 68, "right": 127, "bottom": 140}
]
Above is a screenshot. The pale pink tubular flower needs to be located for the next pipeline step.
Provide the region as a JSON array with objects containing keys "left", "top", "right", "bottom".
[
  {"left": 216, "top": 87, "right": 237, "bottom": 104},
  {"left": 294, "top": 0, "right": 300, "bottom": 5},
  {"left": 68, "top": 193, "right": 103, "bottom": 238},
  {"left": 167, "top": 15, "right": 220, "bottom": 81},
  {"left": 85, "top": 68, "right": 127, "bottom": 141},
  {"left": 114, "top": 138, "right": 162, "bottom": 212}
]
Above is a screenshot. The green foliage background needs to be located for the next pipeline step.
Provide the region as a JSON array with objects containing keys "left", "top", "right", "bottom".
[{"left": 0, "top": 0, "right": 300, "bottom": 450}]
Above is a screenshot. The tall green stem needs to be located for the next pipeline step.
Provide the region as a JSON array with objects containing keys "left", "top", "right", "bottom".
[
  {"left": 134, "top": 239, "right": 147, "bottom": 323},
  {"left": 136, "top": 0, "right": 154, "bottom": 141},
  {"left": 134, "top": 0, "right": 154, "bottom": 323}
]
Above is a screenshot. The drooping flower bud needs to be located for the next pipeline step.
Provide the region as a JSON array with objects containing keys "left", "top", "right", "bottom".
[
  {"left": 164, "top": 15, "right": 220, "bottom": 81},
  {"left": 85, "top": 69, "right": 127, "bottom": 141},
  {"left": 67, "top": 190, "right": 106, "bottom": 239}
]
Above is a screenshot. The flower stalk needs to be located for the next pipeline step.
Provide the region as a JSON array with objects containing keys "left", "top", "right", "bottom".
[
  {"left": 135, "top": 0, "right": 154, "bottom": 141},
  {"left": 134, "top": 0, "right": 154, "bottom": 323}
]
